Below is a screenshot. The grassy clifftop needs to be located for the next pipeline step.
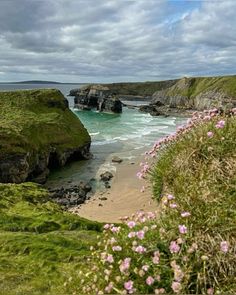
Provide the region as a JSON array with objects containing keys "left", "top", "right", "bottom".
[
  {"left": 0, "top": 182, "right": 101, "bottom": 294},
  {"left": 161, "top": 75, "right": 236, "bottom": 98},
  {"left": 0, "top": 89, "right": 90, "bottom": 158},
  {"left": 103, "top": 80, "right": 178, "bottom": 96},
  {"left": 0, "top": 89, "right": 91, "bottom": 183}
]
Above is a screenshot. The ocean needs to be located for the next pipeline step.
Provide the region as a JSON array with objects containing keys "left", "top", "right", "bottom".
[{"left": 0, "top": 83, "right": 186, "bottom": 189}]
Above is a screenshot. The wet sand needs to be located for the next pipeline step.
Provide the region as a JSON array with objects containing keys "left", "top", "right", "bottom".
[{"left": 69, "top": 157, "right": 159, "bottom": 223}]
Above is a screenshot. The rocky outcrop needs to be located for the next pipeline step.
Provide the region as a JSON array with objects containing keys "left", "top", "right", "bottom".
[
  {"left": 148, "top": 76, "right": 236, "bottom": 115},
  {"left": 72, "top": 84, "right": 122, "bottom": 113},
  {"left": 0, "top": 89, "right": 91, "bottom": 184}
]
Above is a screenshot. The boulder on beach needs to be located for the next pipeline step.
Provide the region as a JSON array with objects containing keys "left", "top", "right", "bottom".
[
  {"left": 100, "top": 171, "right": 113, "bottom": 182},
  {"left": 112, "top": 156, "right": 123, "bottom": 163}
]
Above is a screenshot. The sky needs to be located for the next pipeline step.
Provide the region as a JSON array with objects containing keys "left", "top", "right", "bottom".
[{"left": 0, "top": 0, "right": 236, "bottom": 83}]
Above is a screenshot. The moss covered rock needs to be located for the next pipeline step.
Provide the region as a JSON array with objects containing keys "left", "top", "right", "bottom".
[{"left": 0, "top": 89, "right": 91, "bottom": 183}]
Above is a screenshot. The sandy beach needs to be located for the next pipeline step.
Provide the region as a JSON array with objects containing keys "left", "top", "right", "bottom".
[{"left": 70, "top": 156, "right": 159, "bottom": 223}]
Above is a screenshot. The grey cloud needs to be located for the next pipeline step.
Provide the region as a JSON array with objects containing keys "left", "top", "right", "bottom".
[{"left": 0, "top": 0, "right": 236, "bottom": 82}]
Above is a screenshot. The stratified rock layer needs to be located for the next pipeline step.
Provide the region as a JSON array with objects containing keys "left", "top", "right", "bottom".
[{"left": 0, "top": 89, "right": 91, "bottom": 183}]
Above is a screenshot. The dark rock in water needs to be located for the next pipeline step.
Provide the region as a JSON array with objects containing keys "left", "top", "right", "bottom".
[
  {"left": 139, "top": 105, "right": 168, "bottom": 116},
  {"left": 69, "top": 88, "right": 80, "bottom": 96},
  {"left": 112, "top": 156, "right": 123, "bottom": 163},
  {"left": 100, "top": 171, "right": 113, "bottom": 182},
  {"left": 72, "top": 84, "right": 122, "bottom": 113}
]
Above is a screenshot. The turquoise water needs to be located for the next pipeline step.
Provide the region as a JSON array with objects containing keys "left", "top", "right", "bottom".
[{"left": 0, "top": 83, "right": 186, "bottom": 188}]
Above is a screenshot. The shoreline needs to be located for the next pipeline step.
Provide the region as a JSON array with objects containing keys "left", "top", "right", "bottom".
[{"left": 69, "top": 154, "right": 159, "bottom": 223}]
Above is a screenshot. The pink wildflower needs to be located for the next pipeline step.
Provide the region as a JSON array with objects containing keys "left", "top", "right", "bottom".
[
  {"left": 119, "top": 258, "right": 131, "bottom": 273},
  {"left": 124, "top": 280, "right": 133, "bottom": 291},
  {"left": 215, "top": 120, "right": 225, "bottom": 128},
  {"left": 103, "top": 223, "right": 110, "bottom": 229},
  {"left": 170, "top": 203, "right": 178, "bottom": 209},
  {"left": 178, "top": 224, "right": 187, "bottom": 234},
  {"left": 155, "top": 288, "right": 165, "bottom": 294},
  {"left": 106, "top": 254, "right": 114, "bottom": 263},
  {"left": 134, "top": 245, "right": 146, "bottom": 254},
  {"left": 181, "top": 211, "right": 191, "bottom": 217},
  {"left": 127, "top": 221, "right": 136, "bottom": 229},
  {"left": 105, "top": 282, "right": 114, "bottom": 293},
  {"left": 142, "top": 265, "right": 149, "bottom": 271},
  {"left": 220, "top": 241, "right": 229, "bottom": 253},
  {"left": 146, "top": 276, "right": 155, "bottom": 286},
  {"left": 136, "top": 172, "right": 143, "bottom": 179},
  {"left": 136, "top": 230, "right": 145, "bottom": 240},
  {"left": 110, "top": 226, "right": 120, "bottom": 233},
  {"left": 152, "top": 256, "right": 160, "bottom": 264},
  {"left": 207, "top": 131, "right": 214, "bottom": 138},
  {"left": 112, "top": 246, "right": 122, "bottom": 251},
  {"left": 171, "top": 281, "right": 182, "bottom": 293},
  {"left": 128, "top": 231, "right": 136, "bottom": 238},
  {"left": 169, "top": 241, "right": 180, "bottom": 253},
  {"left": 207, "top": 287, "right": 214, "bottom": 295},
  {"left": 167, "top": 194, "right": 175, "bottom": 200}
]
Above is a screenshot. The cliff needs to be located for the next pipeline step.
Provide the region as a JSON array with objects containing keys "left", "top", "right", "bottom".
[
  {"left": 0, "top": 89, "right": 91, "bottom": 183},
  {"left": 151, "top": 75, "right": 236, "bottom": 111}
]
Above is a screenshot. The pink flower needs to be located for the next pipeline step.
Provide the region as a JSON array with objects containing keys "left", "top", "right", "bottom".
[
  {"left": 110, "top": 226, "right": 120, "bottom": 233},
  {"left": 128, "top": 232, "right": 136, "bottom": 238},
  {"left": 105, "top": 282, "right": 113, "bottom": 293},
  {"left": 178, "top": 224, "right": 187, "bottom": 234},
  {"left": 136, "top": 230, "right": 145, "bottom": 240},
  {"left": 124, "top": 280, "right": 133, "bottom": 291},
  {"left": 146, "top": 276, "right": 155, "bottom": 286},
  {"left": 220, "top": 241, "right": 229, "bottom": 253},
  {"left": 136, "top": 172, "right": 143, "bottom": 179},
  {"left": 112, "top": 246, "right": 122, "bottom": 251},
  {"left": 170, "top": 203, "right": 178, "bottom": 209},
  {"left": 152, "top": 256, "right": 160, "bottom": 264},
  {"left": 215, "top": 120, "right": 225, "bottom": 129},
  {"left": 207, "top": 131, "right": 214, "bottom": 138},
  {"left": 155, "top": 288, "right": 165, "bottom": 294},
  {"left": 171, "top": 281, "right": 182, "bottom": 293},
  {"left": 207, "top": 287, "right": 214, "bottom": 295},
  {"left": 181, "top": 212, "right": 191, "bottom": 217},
  {"left": 103, "top": 223, "right": 110, "bottom": 229},
  {"left": 134, "top": 245, "right": 146, "bottom": 254},
  {"left": 106, "top": 254, "right": 114, "bottom": 263},
  {"left": 119, "top": 258, "right": 131, "bottom": 273},
  {"left": 127, "top": 221, "right": 136, "bottom": 228},
  {"left": 169, "top": 241, "right": 180, "bottom": 253},
  {"left": 167, "top": 194, "right": 175, "bottom": 200},
  {"left": 142, "top": 265, "right": 149, "bottom": 271}
]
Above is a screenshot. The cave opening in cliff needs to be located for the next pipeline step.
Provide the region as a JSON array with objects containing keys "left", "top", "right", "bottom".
[{"left": 48, "top": 152, "right": 60, "bottom": 169}]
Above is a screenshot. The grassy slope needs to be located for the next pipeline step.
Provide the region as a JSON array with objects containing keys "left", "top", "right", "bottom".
[
  {"left": 162, "top": 75, "right": 236, "bottom": 98},
  {"left": 103, "top": 80, "right": 178, "bottom": 96},
  {"left": 152, "top": 114, "right": 236, "bottom": 292},
  {"left": 0, "top": 182, "right": 101, "bottom": 295},
  {"left": 0, "top": 89, "right": 90, "bottom": 159}
]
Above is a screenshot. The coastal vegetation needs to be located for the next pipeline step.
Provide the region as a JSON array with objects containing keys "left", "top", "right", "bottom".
[
  {"left": 78, "top": 109, "right": 236, "bottom": 294},
  {"left": 0, "top": 182, "right": 101, "bottom": 294}
]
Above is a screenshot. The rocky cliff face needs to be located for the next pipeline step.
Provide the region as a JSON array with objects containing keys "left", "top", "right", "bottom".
[
  {"left": 150, "top": 76, "right": 236, "bottom": 114},
  {"left": 0, "top": 89, "right": 91, "bottom": 184}
]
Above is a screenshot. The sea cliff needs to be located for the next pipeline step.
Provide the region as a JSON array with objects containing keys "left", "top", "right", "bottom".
[{"left": 0, "top": 89, "right": 91, "bottom": 184}]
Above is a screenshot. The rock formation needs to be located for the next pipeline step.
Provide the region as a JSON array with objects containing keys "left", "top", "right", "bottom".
[
  {"left": 144, "top": 76, "right": 236, "bottom": 116},
  {"left": 72, "top": 84, "right": 122, "bottom": 113},
  {"left": 0, "top": 89, "right": 91, "bottom": 184}
]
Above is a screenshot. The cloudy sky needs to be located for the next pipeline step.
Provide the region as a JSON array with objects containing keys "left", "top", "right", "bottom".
[{"left": 0, "top": 0, "right": 235, "bottom": 83}]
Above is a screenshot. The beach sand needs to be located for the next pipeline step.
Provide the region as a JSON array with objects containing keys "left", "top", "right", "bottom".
[{"left": 70, "top": 158, "right": 159, "bottom": 223}]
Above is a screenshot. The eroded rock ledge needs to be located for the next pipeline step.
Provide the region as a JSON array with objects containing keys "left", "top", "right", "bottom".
[{"left": 0, "top": 89, "right": 91, "bottom": 184}]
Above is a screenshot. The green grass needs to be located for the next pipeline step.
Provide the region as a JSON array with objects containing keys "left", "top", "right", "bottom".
[
  {"left": 0, "top": 89, "right": 90, "bottom": 160},
  {"left": 0, "top": 182, "right": 102, "bottom": 294}
]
